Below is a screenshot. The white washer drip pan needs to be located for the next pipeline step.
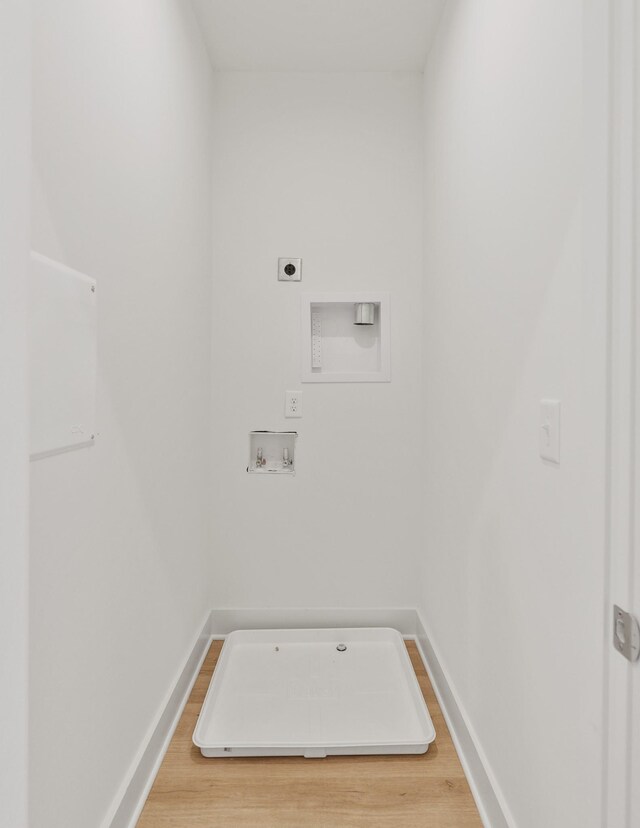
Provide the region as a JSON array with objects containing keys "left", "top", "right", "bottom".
[{"left": 193, "top": 627, "right": 436, "bottom": 758}]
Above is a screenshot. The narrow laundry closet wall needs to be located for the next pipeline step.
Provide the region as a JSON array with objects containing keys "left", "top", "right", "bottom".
[
  {"left": 29, "top": 2, "right": 214, "bottom": 826},
  {"left": 208, "top": 71, "right": 425, "bottom": 610},
  {"left": 419, "top": 2, "right": 607, "bottom": 827},
  {"left": 26, "top": 2, "right": 612, "bottom": 827}
]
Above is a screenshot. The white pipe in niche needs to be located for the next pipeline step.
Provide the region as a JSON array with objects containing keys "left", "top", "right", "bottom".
[{"left": 354, "top": 302, "right": 376, "bottom": 325}]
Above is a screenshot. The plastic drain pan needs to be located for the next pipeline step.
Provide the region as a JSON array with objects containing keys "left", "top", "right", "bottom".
[{"left": 193, "top": 627, "right": 436, "bottom": 758}]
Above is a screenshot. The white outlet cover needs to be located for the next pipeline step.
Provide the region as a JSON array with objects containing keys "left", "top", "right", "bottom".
[
  {"left": 539, "top": 399, "right": 560, "bottom": 464},
  {"left": 285, "top": 390, "right": 303, "bottom": 418},
  {"left": 278, "top": 258, "right": 302, "bottom": 282}
]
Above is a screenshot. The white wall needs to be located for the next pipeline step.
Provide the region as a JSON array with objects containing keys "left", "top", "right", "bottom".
[
  {"left": 420, "top": 2, "right": 606, "bottom": 827},
  {"left": 29, "top": 2, "right": 213, "bottom": 826},
  {"left": 0, "top": 3, "right": 30, "bottom": 826},
  {"left": 209, "top": 72, "right": 424, "bottom": 609},
  {"left": 26, "top": 4, "right": 609, "bottom": 825}
]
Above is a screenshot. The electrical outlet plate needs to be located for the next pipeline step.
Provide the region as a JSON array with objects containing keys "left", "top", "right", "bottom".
[
  {"left": 285, "top": 390, "right": 303, "bottom": 418},
  {"left": 278, "top": 258, "right": 302, "bottom": 282}
]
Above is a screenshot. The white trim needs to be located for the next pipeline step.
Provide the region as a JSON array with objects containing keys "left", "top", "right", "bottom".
[
  {"left": 104, "top": 613, "right": 212, "bottom": 828},
  {"left": 208, "top": 606, "right": 417, "bottom": 635},
  {"left": 413, "top": 611, "right": 514, "bottom": 828},
  {"left": 0, "top": 3, "right": 30, "bottom": 826},
  {"left": 581, "top": 1, "right": 616, "bottom": 826},
  {"left": 604, "top": 1, "right": 640, "bottom": 826}
]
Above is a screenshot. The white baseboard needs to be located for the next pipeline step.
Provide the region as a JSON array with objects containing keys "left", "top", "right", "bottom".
[
  {"left": 105, "top": 607, "right": 509, "bottom": 828},
  {"left": 413, "top": 610, "right": 514, "bottom": 828},
  {"left": 208, "top": 606, "right": 418, "bottom": 636},
  {"left": 104, "top": 613, "right": 212, "bottom": 828}
]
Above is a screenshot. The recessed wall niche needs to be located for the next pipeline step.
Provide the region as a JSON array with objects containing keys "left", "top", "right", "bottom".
[{"left": 301, "top": 292, "right": 390, "bottom": 383}]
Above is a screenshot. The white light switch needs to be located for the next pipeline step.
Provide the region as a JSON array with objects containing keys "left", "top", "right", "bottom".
[{"left": 539, "top": 399, "right": 560, "bottom": 464}]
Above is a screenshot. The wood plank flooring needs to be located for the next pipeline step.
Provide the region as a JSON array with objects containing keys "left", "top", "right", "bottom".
[{"left": 137, "top": 640, "right": 483, "bottom": 827}]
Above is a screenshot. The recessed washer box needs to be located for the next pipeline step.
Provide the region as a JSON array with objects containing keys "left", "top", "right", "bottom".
[
  {"left": 301, "top": 292, "right": 390, "bottom": 383},
  {"left": 193, "top": 627, "right": 435, "bottom": 758},
  {"left": 247, "top": 431, "right": 297, "bottom": 474}
]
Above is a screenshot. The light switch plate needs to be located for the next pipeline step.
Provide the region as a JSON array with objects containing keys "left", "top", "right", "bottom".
[{"left": 539, "top": 399, "right": 560, "bottom": 464}]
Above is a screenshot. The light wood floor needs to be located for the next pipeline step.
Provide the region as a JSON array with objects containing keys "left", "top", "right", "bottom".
[{"left": 137, "top": 640, "right": 483, "bottom": 827}]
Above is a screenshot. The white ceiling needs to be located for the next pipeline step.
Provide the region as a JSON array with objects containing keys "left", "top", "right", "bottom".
[{"left": 191, "top": 0, "right": 446, "bottom": 72}]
